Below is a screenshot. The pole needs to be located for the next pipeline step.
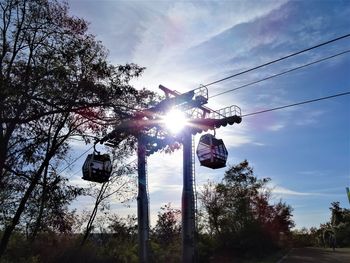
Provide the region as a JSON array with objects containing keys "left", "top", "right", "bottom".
[
  {"left": 182, "top": 131, "right": 195, "bottom": 262},
  {"left": 137, "top": 136, "right": 149, "bottom": 263}
]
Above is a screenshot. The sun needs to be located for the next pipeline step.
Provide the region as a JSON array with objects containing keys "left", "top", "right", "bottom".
[{"left": 162, "top": 109, "right": 188, "bottom": 134}]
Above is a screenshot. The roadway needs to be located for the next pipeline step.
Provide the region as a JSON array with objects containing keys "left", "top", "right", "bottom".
[{"left": 278, "top": 247, "right": 350, "bottom": 263}]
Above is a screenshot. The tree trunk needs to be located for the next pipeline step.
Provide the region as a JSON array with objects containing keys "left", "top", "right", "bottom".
[
  {"left": 80, "top": 204, "right": 98, "bottom": 246},
  {"left": 0, "top": 170, "right": 42, "bottom": 257},
  {"left": 30, "top": 164, "right": 49, "bottom": 241},
  {"left": 80, "top": 182, "right": 108, "bottom": 246},
  {"left": 0, "top": 124, "right": 15, "bottom": 182},
  {"left": 0, "top": 140, "right": 7, "bottom": 184},
  {"left": 0, "top": 140, "right": 57, "bottom": 258}
]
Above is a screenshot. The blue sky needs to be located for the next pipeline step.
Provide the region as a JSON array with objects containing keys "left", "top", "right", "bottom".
[{"left": 67, "top": 0, "right": 350, "bottom": 229}]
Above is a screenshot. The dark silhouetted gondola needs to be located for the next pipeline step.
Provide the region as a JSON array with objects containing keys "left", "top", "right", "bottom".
[
  {"left": 82, "top": 150, "right": 112, "bottom": 183},
  {"left": 196, "top": 134, "right": 228, "bottom": 169}
]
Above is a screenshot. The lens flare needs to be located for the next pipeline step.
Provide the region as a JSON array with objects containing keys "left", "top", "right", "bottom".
[{"left": 163, "top": 109, "right": 187, "bottom": 134}]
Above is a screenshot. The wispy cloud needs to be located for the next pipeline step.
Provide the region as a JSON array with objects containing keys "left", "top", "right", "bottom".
[
  {"left": 125, "top": 1, "right": 290, "bottom": 90},
  {"left": 271, "top": 185, "right": 321, "bottom": 196},
  {"left": 212, "top": 121, "right": 263, "bottom": 148},
  {"left": 270, "top": 184, "right": 345, "bottom": 198},
  {"left": 147, "top": 151, "right": 183, "bottom": 193},
  {"left": 296, "top": 170, "right": 338, "bottom": 179},
  {"left": 267, "top": 123, "right": 285, "bottom": 131},
  {"left": 295, "top": 110, "right": 325, "bottom": 126},
  {"left": 151, "top": 184, "right": 182, "bottom": 193}
]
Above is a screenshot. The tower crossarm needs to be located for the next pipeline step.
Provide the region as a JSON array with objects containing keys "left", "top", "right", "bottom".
[
  {"left": 185, "top": 104, "right": 242, "bottom": 135},
  {"left": 99, "top": 87, "right": 242, "bottom": 153}
]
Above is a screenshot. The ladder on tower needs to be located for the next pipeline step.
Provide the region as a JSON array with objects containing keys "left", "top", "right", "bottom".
[
  {"left": 191, "top": 135, "right": 198, "bottom": 260},
  {"left": 192, "top": 135, "right": 197, "bottom": 220}
]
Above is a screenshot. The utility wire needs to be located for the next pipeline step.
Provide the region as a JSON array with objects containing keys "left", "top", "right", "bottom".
[
  {"left": 203, "top": 33, "right": 350, "bottom": 88},
  {"left": 242, "top": 91, "right": 350, "bottom": 117},
  {"left": 210, "top": 49, "right": 350, "bottom": 98}
]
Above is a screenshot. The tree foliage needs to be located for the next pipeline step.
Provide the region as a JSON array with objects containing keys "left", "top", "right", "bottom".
[
  {"left": 152, "top": 203, "right": 181, "bottom": 245},
  {"left": 105, "top": 214, "right": 138, "bottom": 262},
  {"left": 0, "top": 0, "right": 156, "bottom": 257},
  {"left": 329, "top": 201, "right": 350, "bottom": 247},
  {"left": 199, "top": 160, "right": 294, "bottom": 260},
  {"left": 291, "top": 202, "right": 350, "bottom": 248},
  {"left": 151, "top": 203, "right": 181, "bottom": 262}
]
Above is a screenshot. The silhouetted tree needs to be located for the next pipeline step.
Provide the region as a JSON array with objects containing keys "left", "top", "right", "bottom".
[
  {"left": 0, "top": 0, "right": 155, "bottom": 257},
  {"left": 330, "top": 201, "right": 343, "bottom": 226},
  {"left": 2, "top": 110, "right": 84, "bottom": 243},
  {"left": 25, "top": 168, "right": 83, "bottom": 241},
  {"left": 153, "top": 203, "right": 181, "bottom": 245},
  {"left": 0, "top": 109, "right": 81, "bottom": 256},
  {"left": 151, "top": 203, "right": 181, "bottom": 262},
  {"left": 105, "top": 215, "right": 138, "bottom": 262},
  {"left": 329, "top": 202, "right": 350, "bottom": 247},
  {"left": 199, "top": 160, "right": 294, "bottom": 259}
]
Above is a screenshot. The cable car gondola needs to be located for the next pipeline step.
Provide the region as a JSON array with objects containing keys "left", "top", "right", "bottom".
[
  {"left": 196, "top": 133, "right": 228, "bottom": 169},
  {"left": 82, "top": 150, "right": 112, "bottom": 183}
]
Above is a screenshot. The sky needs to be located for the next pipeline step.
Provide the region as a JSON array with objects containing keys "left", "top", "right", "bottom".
[{"left": 66, "top": 0, "right": 350, "bottom": 229}]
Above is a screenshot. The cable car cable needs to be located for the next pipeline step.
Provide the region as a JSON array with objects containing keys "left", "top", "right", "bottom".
[
  {"left": 67, "top": 168, "right": 83, "bottom": 180},
  {"left": 209, "top": 49, "right": 350, "bottom": 98},
  {"left": 202, "top": 33, "right": 350, "bottom": 88},
  {"left": 68, "top": 158, "right": 137, "bottom": 181},
  {"left": 241, "top": 91, "right": 350, "bottom": 118},
  {"left": 58, "top": 138, "right": 105, "bottom": 178},
  {"left": 57, "top": 145, "right": 94, "bottom": 176}
]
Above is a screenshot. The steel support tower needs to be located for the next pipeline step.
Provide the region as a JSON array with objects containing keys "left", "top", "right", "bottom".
[
  {"left": 99, "top": 84, "right": 241, "bottom": 263},
  {"left": 182, "top": 130, "right": 196, "bottom": 262},
  {"left": 137, "top": 136, "right": 149, "bottom": 263}
]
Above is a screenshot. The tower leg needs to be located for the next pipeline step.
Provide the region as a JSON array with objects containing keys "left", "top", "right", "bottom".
[
  {"left": 182, "top": 132, "right": 195, "bottom": 262},
  {"left": 137, "top": 137, "right": 149, "bottom": 263}
]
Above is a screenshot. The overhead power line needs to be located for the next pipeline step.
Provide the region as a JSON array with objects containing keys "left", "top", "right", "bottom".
[
  {"left": 242, "top": 91, "right": 350, "bottom": 117},
  {"left": 210, "top": 49, "right": 350, "bottom": 98},
  {"left": 203, "top": 33, "right": 350, "bottom": 88}
]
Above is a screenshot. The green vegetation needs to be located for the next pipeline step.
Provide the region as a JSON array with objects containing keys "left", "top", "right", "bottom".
[
  {"left": 197, "top": 160, "right": 294, "bottom": 262},
  {"left": 1, "top": 161, "right": 296, "bottom": 262},
  {"left": 0, "top": 0, "right": 155, "bottom": 258},
  {"left": 291, "top": 202, "right": 350, "bottom": 248}
]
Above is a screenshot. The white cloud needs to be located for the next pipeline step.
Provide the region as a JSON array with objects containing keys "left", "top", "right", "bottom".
[
  {"left": 210, "top": 122, "right": 261, "bottom": 148},
  {"left": 215, "top": 132, "right": 253, "bottom": 148},
  {"left": 146, "top": 151, "right": 183, "bottom": 210},
  {"left": 295, "top": 110, "right": 325, "bottom": 126},
  {"left": 267, "top": 123, "right": 285, "bottom": 131},
  {"left": 151, "top": 184, "right": 182, "bottom": 193},
  {"left": 127, "top": 1, "right": 289, "bottom": 90},
  {"left": 271, "top": 185, "right": 320, "bottom": 196},
  {"left": 253, "top": 142, "right": 265, "bottom": 146},
  {"left": 297, "top": 170, "right": 326, "bottom": 177},
  {"left": 269, "top": 185, "right": 343, "bottom": 199}
]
